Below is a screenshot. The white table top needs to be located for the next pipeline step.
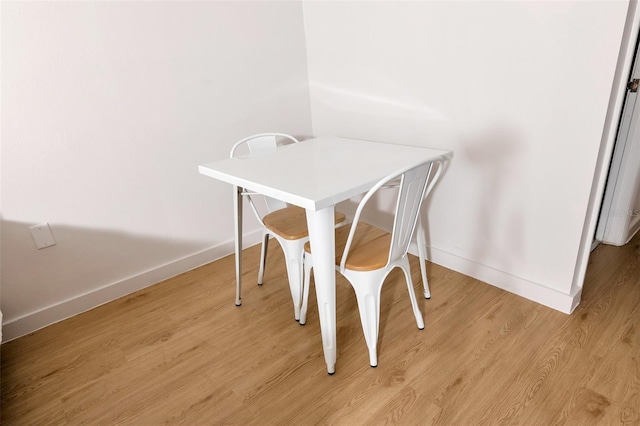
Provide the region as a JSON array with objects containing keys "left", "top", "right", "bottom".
[{"left": 199, "top": 137, "right": 452, "bottom": 211}]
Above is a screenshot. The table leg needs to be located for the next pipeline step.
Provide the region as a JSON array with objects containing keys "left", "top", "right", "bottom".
[
  {"left": 234, "top": 185, "right": 243, "bottom": 306},
  {"left": 305, "top": 206, "right": 337, "bottom": 374}
]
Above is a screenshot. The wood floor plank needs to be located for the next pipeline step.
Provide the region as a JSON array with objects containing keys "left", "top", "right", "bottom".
[
  {"left": 550, "top": 387, "right": 640, "bottom": 426},
  {"left": 3, "top": 234, "right": 640, "bottom": 424}
]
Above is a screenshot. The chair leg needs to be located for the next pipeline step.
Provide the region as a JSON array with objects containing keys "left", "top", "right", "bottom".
[
  {"left": 257, "top": 232, "right": 269, "bottom": 286},
  {"left": 416, "top": 222, "right": 431, "bottom": 299},
  {"left": 300, "top": 252, "right": 313, "bottom": 325},
  {"left": 278, "top": 238, "right": 306, "bottom": 321},
  {"left": 345, "top": 270, "right": 386, "bottom": 368},
  {"left": 400, "top": 258, "right": 425, "bottom": 330}
]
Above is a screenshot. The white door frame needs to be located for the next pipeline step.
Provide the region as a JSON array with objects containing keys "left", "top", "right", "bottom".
[
  {"left": 596, "top": 31, "right": 640, "bottom": 246},
  {"left": 572, "top": 0, "right": 640, "bottom": 300}
]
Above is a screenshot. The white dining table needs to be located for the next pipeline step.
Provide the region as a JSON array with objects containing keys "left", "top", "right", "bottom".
[{"left": 199, "top": 136, "right": 452, "bottom": 374}]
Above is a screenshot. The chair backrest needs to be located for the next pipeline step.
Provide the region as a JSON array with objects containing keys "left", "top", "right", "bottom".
[
  {"left": 340, "top": 159, "right": 444, "bottom": 272},
  {"left": 229, "top": 133, "right": 300, "bottom": 213}
]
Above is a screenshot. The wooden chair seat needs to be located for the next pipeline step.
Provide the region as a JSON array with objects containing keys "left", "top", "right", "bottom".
[
  {"left": 263, "top": 206, "right": 347, "bottom": 241},
  {"left": 304, "top": 222, "right": 391, "bottom": 271}
]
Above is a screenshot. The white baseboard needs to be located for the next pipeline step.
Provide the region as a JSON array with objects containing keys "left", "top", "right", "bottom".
[
  {"left": 1, "top": 231, "right": 263, "bottom": 343},
  {"left": 4, "top": 234, "right": 581, "bottom": 342},
  {"left": 409, "top": 244, "right": 581, "bottom": 314}
]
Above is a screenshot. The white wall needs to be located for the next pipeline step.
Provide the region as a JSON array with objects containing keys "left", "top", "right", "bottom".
[
  {"left": 302, "top": 1, "right": 629, "bottom": 312},
  {"left": 0, "top": 0, "right": 3, "bottom": 341},
  {"left": 1, "top": 1, "right": 312, "bottom": 340},
  {"left": 2, "top": 0, "right": 633, "bottom": 340}
]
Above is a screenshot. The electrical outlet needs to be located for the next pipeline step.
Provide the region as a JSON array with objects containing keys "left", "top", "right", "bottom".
[{"left": 29, "top": 223, "right": 56, "bottom": 249}]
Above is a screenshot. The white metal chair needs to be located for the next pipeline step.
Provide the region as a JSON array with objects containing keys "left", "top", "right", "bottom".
[
  {"left": 301, "top": 159, "right": 444, "bottom": 367},
  {"left": 230, "top": 133, "right": 346, "bottom": 321}
]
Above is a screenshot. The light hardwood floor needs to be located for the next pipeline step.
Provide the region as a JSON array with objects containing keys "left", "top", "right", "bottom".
[{"left": 2, "top": 231, "right": 640, "bottom": 425}]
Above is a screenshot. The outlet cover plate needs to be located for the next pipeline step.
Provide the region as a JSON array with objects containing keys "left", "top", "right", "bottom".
[{"left": 29, "top": 223, "right": 56, "bottom": 249}]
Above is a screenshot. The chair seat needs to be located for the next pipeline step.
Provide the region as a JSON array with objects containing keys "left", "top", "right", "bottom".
[
  {"left": 305, "top": 222, "right": 391, "bottom": 271},
  {"left": 264, "top": 206, "right": 346, "bottom": 241}
]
